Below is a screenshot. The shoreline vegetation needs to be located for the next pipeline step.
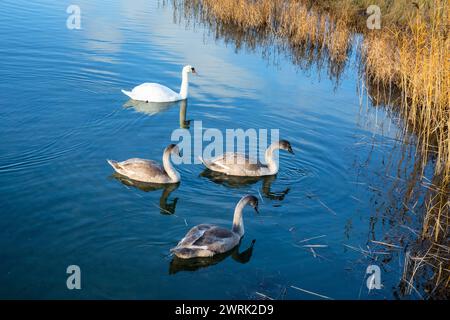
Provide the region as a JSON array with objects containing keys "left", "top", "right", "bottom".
[{"left": 171, "top": 0, "right": 449, "bottom": 298}]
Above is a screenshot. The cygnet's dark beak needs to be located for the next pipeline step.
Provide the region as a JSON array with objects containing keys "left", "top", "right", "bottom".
[
  {"left": 254, "top": 206, "right": 259, "bottom": 214},
  {"left": 288, "top": 146, "right": 294, "bottom": 155}
]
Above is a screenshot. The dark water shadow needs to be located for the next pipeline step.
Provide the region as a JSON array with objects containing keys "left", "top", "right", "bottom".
[
  {"left": 169, "top": 239, "right": 256, "bottom": 274},
  {"left": 111, "top": 173, "right": 179, "bottom": 215},
  {"left": 200, "top": 169, "right": 290, "bottom": 201}
]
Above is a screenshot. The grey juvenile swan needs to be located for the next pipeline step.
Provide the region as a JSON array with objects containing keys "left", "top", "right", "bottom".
[
  {"left": 107, "top": 144, "right": 181, "bottom": 184},
  {"left": 200, "top": 140, "right": 294, "bottom": 177},
  {"left": 171, "top": 195, "right": 259, "bottom": 259}
]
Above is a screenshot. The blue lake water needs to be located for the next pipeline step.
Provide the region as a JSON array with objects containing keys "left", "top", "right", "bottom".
[{"left": 0, "top": 0, "right": 426, "bottom": 299}]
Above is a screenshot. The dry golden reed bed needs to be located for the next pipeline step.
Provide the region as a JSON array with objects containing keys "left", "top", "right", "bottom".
[{"left": 173, "top": 0, "right": 449, "bottom": 297}]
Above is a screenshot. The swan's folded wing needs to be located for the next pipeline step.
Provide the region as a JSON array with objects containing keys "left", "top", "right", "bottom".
[
  {"left": 174, "top": 224, "right": 215, "bottom": 248},
  {"left": 131, "top": 83, "right": 180, "bottom": 102},
  {"left": 210, "top": 153, "right": 262, "bottom": 174},
  {"left": 119, "top": 158, "right": 165, "bottom": 177},
  {"left": 193, "top": 227, "right": 236, "bottom": 253}
]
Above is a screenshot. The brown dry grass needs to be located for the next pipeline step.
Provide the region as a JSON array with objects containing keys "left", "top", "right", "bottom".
[{"left": 362, "top": 5, "right": 449, "bottom": 293}]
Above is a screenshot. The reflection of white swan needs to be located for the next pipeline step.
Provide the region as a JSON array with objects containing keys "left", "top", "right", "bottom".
[
  {"left": 107, "top": 144, "right": 181, "bottom": 183},
  {"left": 121, "top": 65, "right": 197, "bottom": 102},
  {"left": 171, "top": 195, "right": 259, "bottom": 259},
  {"left": 123, "top": 99, "right": 176, "bottom": 116},
  {"left": 179, "top": 99, "right": 191, "bottom": 129},
  {"left": 200, "top": 140, "right": 294, "bottom": 177}
]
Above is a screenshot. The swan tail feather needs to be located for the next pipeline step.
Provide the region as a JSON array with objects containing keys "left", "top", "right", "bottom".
[
  {"left": 198, "top": 156, "right": 215, "bottom": 171},
  {"left": 213, "top": 161, "right": 230, "bottom": 171},
  {"left": 107, "top": 159, "right": 122, "bottom": 172},
  {"left": 198, "top": 156, "right": 209, "bottom": 167},
  {"left": 198, "top": 156, "right": 230, "bottom": 171},
  {"left": 121, "top": 89, "right": 133, "bottom": 99}
]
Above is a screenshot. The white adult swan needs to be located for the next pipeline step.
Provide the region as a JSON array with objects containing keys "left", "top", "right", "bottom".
[
  {"left": 107, "top": 144, "right": 181, "bottom": 184},
  {"left": 171, "top": 195, "right": 259, "bottom": 259},
  {"left": 121, "top": 65, "right": 197, "bottom": 102},
  {"left": 200, "top": 140, "right": 294, "bottom": 177}
]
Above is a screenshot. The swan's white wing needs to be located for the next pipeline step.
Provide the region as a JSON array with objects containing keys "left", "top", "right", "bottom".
[{"left": 126, "top": 83, "right": 181, "bottom": 102}]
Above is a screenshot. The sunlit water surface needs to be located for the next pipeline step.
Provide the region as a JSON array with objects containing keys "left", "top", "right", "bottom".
[{"left": 0, "top": 0, "right": 424, "bottom": 299}]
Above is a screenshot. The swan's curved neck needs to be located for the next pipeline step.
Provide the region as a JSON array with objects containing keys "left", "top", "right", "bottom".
[
  {"left": 162, "top": 149, "right": 180, "bottom": 182},
  {"left": 179, "top": 70, "right": 189, "bottom": 100},
  {"left": 264, "top": 142, "right": 280, "bottom": 174},
  {"left": 232, "top": 197, "right": 251, "bottom": 237}
]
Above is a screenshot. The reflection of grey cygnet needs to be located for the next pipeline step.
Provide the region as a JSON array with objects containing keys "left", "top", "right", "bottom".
[
  {"left": 169, "top": 239, "right": 256, "bottom": 274},
  {"left": 171, "top": 195, "right": 259, "bottom": 259},
  {"left": 200, "top": 140, "right": 294, "bottom": 176},
  {"left": 121, "top": 65, "right": 197, "bottom": 102},
  {"left": 200, "top": 170, "right": 290, "bottom": 201},
  {"left": 107, "top": 144, "right": 181, "bottom": 184},
  {"left": 111, "top": 174, "right": 179, "bottom": 215}
]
